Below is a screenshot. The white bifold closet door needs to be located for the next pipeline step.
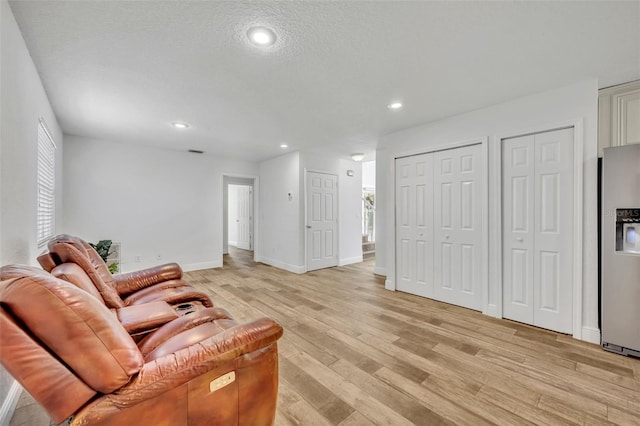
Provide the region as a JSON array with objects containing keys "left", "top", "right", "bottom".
[
  {"left": 396, "top": 144, "right": 483, "bottom": 311},
  {"left": 396, "top": 153, "right": 434, "bottom": 298},
  {"left": 433, "top": 145, "right": 484, "bottom": 310},
  {"left": 502, "top": 128, "right": 573, "bottom": 334}
]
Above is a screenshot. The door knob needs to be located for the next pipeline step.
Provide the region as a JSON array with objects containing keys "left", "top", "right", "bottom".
[
  {"left": 306, "top": 225, "right": 312, "bottom": 229},
  {"left": 445, "top": 235, "right": 450, "bottom": 239},
  {"left": 419, "top": 232, "right": 424, "bottom": 237},
  {"left": 516, "top": 237, "right": 524, "bottom": 242}
]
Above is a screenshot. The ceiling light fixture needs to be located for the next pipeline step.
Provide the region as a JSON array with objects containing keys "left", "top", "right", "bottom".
[
  {"left": 280, "top": 144, "right": 288, "bottom": 148},
  {"left": 387, "top": 102, "right": 403, "bottom": 110},
  {"left": 351, "top": 153, "right": 365, "bottom": 162},
  {"left": 172, "top": 122, "right": 190, "bottom": 129},
  {"left": 247, "top": 27, "right": 276, "bottom": 47}
]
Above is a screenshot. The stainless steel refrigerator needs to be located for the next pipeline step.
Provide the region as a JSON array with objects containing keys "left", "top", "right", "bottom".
[{"left": 601, "top": 144, "right": 640, "bottom": 356}]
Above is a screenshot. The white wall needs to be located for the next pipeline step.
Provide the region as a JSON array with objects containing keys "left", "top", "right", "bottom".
[
  {"left": 377, "top": 79, "right": 599, "bottom": 342},
  {"left": 258, "top": 151, "right": 364, "bottom": 272},
  {"left": 258, "top": 151, "right": 302, "bottom": 272},
  {"left": 0, "top": 0, "right": 64, "bottom": 420},
  {"left": 63, "top": 135, "right": 258, "bottom": 272},
  {"left": 300, "top": 152, "right": 363, "bottom": 266},
  {"left": 362, "top": 160, "right": 376, "bottom": 189},
  {"left": 1, "top": 0, "right": 63, "bottom": 266}
]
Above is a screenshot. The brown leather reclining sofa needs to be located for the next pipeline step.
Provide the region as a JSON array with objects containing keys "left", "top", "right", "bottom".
[
  {"left": 38, "top": 234, "right": 212, "bottom": 310},
  {"left": 0, "top": 264, "right": 283, "bottom": 425}
]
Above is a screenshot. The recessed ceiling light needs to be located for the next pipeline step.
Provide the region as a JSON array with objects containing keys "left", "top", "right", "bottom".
[
  {"left": 351, "top": 153, "right": 365, "bottom": 162},
  {"left": 280, "top": 144, "right": 288, "bottom": 148},
  {"left": 387, "top": 102, "right": 403, "bottom": 110},
  {"left": 247, "top": 27, "right": 276, "bottom": 47},
  {"left": 172, "top": 122, "right": 190, "bottom": 129}
]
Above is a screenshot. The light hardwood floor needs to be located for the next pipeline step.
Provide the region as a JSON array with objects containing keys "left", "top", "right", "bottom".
[
  {"left": 10, "top": 248, "right": 640, "bottom": 425},
  {"left": 187, "top": 248, "right": 640, "bottom": 426}
]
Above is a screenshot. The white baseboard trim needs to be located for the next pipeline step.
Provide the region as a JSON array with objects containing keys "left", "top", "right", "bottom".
[
  {"left": 258, "top": 257, "right": 306, "bottom": 274},
  {"left": 339, "top": 256, "right": 362, "bottom": 266},
  {"left": 0, "top": 380, "right": 22, "bottom": 426},
  {"left": 581, "top": 326, "right": 601, "bottom": 345},
  {"left": 228, "top": 241, "right": 237, "bottom": 247},
  {"left": 373, "top": 266, "right": 387, "bottom": 276},
  {"left": 182, "top": 260, "right": 222, "bottom": 272},
  {"left": 384, "top": 279, "right": 395, "bottom": 291}
]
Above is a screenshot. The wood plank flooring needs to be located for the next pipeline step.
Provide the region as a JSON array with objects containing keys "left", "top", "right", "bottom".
[
  {"left": 10, "top": 248, "right": 640, "bottom": 425},
  {"left": 186, "top": 248, "right": 640, "bottom": 426}
]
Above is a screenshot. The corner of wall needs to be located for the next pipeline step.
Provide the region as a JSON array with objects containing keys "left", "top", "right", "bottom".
[
  {"left": 0, "top": 381, "right": 21, "bottom": 426},
  {"left": 257, "top": 256, "right": 305, "bottom": 274},
  {"left": 373, "top": 266, "right": 387, "bottom": 276},
  {"left": 384, "top": 279, "right": 395, "bottom": 291},
  {"left": 581, "top": 326, "right": 601, "bottom": 345},
  {"left": 182, "top": 260, "right": 223, "bottom": 272},
  {"left": 338, "top": 255, "right": 362, "bottom": 266}
]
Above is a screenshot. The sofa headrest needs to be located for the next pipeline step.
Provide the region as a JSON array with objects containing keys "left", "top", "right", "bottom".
[
  {"left": 51, "top": 262, "right": 105, "bottom": 304},
  {"left": 37, "top": 252, "right": 60, "bottom": 272},
  {"left": 0, "top": 265, "right": 143, "bottom": 393},
  {"left": 47, "top": 234, "right": 123, "bottom": 308}
]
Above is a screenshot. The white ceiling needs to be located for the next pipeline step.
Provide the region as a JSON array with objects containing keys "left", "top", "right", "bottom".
[{"left": 9, "top": 1, "right": 640, "bottom": 162}]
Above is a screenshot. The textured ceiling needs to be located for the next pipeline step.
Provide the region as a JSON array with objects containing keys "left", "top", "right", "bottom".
[{"left": 9, "top": 1, "right": 640, "bottom": 162}]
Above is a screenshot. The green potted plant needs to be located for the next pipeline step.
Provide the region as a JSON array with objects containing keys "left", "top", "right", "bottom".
[{"left": 89, "top": 240, "right": 119, "bottom": 274}]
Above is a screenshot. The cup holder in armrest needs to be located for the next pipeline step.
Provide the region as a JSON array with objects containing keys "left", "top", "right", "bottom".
[
  {"left": 175, "top": 303, "right": 194, "bottom": 311},
  {"left": 173, "top": 301, "right": 205, "bottom": 316}
]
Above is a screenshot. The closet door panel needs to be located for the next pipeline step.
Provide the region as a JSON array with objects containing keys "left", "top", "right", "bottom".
[
  {"left": 434, "top": 144, "right": 483, "bottom": 310},
  {"left": 502, "top": 135, "right": 535, "bottom": 324},
  {"left": 502, "top": 128, "right": 573, "bottom": 334},
  {"left": 395, "top": 154, "right": 434, "bottom": 298},
  {"left": 533, "top": 128, "right": 573, "bottom": 333}
]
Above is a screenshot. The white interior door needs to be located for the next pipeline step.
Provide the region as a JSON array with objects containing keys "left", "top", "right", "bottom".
[
  {"left": 502, "top": 128, "right": 573, "bottom": 333},
  {"left": 433, "top": 144, "right": 484, "bottom": 311},
  {"left": 236, "top": 185, "right": 253, "bottom": 250},
  {"left": 395, "top": 154, "right": 434, "bottom": 298},
  {"left": 306, "top": 172, "right": 338, "bottom": 271}
]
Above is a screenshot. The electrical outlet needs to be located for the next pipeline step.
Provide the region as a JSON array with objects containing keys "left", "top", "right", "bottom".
[
  {"left": 135, "top": 256, "right": 141, "bottom": 262},
  {"left": 156, "top": 254, "right": 162, "bottom": 261}
]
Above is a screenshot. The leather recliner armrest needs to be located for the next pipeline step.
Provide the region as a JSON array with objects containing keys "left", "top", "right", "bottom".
[
  {"left": 137, "top": 307, "right": 234, "bottom": 357},
  {"left": 115, "top": 301, "right": 179, "bottom": 334},
  {"left": 76, "top": 318, "right": 283, "bottom": 414},
  {"left": 122, "top": 281, "right": 213, "bottom": 308},
  {"left": 114, "top": 263, "right": 183, "bottom": 296}
]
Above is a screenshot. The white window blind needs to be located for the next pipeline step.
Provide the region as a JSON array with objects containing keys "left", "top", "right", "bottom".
[{"left": 37, "top": 118, "right": 56, "bottom": 247}]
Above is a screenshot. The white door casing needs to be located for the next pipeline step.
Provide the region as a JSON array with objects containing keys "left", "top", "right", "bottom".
[
  {"left": 433, "top": 144, "right": 484, "bottom": 311},
  {"left": 306, "top": 171, "right": 338, "bottom": 271},
  {"left": 236, "top": 185, "right": 253, "bottom": 250},
  {"left": 395, "top": 154, "right": 434, "bottom": 298},
  {"left": 502, "top": 128, "right": 574, "bottom": 333}
]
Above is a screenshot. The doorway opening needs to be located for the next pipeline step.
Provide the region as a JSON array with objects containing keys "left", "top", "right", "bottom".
[
  {"left": 228, "top": 184, "right": 253, "bottom": 251},
  {"left": 362, "top": 160, "right": 376, "bottom": 261},
  {"left": 223, "top": 175, "right": 258, "bottom": 263}
]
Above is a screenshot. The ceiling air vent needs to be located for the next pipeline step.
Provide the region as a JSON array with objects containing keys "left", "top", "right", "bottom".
[{"left": 188, "top": 149, "right": 204, "bottom": 154}]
